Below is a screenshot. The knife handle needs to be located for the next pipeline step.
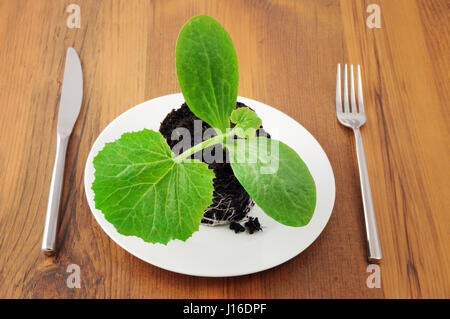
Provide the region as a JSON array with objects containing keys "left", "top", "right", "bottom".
[{"left": 41, "top": 134, "right": 69, "bottom": 255}]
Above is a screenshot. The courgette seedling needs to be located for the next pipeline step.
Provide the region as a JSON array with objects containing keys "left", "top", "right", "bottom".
[{"left": 92, "top": 15, "right": 316, "bottom": 244}]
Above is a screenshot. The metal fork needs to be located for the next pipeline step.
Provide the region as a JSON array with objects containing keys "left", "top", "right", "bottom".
[{"left": 336, "top": 64, "right": 382, "bottom": 263}]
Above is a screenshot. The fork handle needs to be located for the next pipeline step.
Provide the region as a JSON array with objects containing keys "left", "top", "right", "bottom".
[
  {"left": 41, "top": 134, "right": 69, "bottom": 255},
  {"left": 353, "top": 128, "right": 382, "bottom": 263}
]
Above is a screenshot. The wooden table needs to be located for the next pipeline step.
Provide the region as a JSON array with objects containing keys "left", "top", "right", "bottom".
[{"left": 0, "top": 0, "right": 448, "bottom": 299}]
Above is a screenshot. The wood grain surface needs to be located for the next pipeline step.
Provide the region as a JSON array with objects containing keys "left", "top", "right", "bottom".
[{"left": 0, "top": 0, "right": 448, "bottom": 299}]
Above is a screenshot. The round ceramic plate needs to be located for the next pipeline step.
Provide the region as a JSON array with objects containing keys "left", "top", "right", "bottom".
[{"left": 84, "top": 93, "right": 335, "bottom": 277}]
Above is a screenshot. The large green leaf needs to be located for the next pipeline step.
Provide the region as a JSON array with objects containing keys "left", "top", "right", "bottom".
[
  {"left": 92, "top": 129, "right": 214, "bottom": 244},
  {"left": 176, "top": 15, "right": 238, "bottom": 132},
  {"left": 226, "top": 137, "right": 316, "bottom": 226}
]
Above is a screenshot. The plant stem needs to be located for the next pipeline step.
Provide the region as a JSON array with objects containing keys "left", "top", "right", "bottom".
[{"left": 174, "top": 130, "right": 235, "bottom": 163}]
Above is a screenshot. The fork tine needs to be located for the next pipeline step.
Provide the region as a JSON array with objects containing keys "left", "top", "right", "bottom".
[
  {"left": 343, "top": 64, "right": 350, "bottom": 113},
  {"left": 336, "top": 64, "right": 342, "bottom": 113},
  {"left": 350, "top": 65, "right": 357, "bottom": 113},
  {"left": 357, "top": 65, "right": 365, "bottom": 114}
]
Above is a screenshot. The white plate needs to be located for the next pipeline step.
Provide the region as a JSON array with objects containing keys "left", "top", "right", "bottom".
[{"left": 84, "top": 93, "right": 335, "bottom": 277}]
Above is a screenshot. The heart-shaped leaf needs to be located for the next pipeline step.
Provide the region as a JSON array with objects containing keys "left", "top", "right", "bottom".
[
  {"left": 226, "top": 137, "right": 316, "bottom": 226},
  {"left": 92, "top": 129, "right": 214, "bottom": 244},
  {"left": 176, "top": 15, "right": 238, "bottom": 132},
  {"left": 230, "top": 107, "right": 262, "bottom": 138}
]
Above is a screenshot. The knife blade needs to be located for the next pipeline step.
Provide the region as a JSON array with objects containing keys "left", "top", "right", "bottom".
[
  {"left": 42, "top": 47, "right": 83, "bottom": 255},
  {"left": 57, "top": 47, "right": 83, "bottom": 135}
]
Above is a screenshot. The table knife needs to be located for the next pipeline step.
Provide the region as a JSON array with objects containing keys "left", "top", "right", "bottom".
[{"left": 41, "top": 47, "right": 83, "bottom": 255}]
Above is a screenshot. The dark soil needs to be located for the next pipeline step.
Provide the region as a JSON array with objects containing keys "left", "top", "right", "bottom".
[
  {"left": 229, "top": 221, "right": 245, "bottom": 233},
  {"left": 244, "top": 217, "right": 262, "bottom": 234},
  {"left": 159, "top": 102, "right": 270, "bottom": 227}
]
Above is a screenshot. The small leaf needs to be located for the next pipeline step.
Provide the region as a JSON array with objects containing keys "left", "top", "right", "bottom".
[
  {"left": 230, "top": 107, "right": 262, "bottom": 138},
  {"left": 226, "top": 137, "right": 316, "bottom": 227},
  {"left": 176, "top": 15, "right": 238, "bottom": 132},
  {"left": 92, "top": 129, "right": 214, "bottom": 244}
]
